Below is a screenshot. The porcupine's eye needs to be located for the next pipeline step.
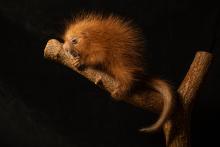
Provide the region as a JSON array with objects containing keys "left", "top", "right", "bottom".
[{"left": 71, "top": 37, "right": 78, "bottom": 45}]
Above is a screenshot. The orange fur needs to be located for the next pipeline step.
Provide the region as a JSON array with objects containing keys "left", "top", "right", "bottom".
[{"left": 63, "top": 13, "right": 145, "bottom": 99}]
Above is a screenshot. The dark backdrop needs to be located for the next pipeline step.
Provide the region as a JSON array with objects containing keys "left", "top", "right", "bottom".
[{"left": 0, "top": 0, "right": 219, "bottom": 147}]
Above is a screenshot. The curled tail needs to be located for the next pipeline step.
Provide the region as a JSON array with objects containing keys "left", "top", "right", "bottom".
[{"left": 139, "top": 78, "right": 175, "bottom": 133}]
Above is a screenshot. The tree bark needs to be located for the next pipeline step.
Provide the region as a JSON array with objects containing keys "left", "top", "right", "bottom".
[{"left": 44, "top": 39, "right": 213, "bottom": 147}]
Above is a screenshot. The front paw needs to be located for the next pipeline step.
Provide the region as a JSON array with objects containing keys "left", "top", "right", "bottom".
[{"left": 72, "top": 57, "right": 81, "bottom": 69}]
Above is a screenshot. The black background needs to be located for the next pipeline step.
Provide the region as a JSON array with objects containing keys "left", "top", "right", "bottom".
[{"left": 0, "top": 0, "right": 219, "bottom": 147}]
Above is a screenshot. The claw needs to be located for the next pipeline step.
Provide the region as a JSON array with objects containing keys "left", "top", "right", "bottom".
[
  {"left": 95, "top": 76, "right": 102, "bottom": 85},
  {"left": 72, "top": 58, "right": 80, "bottom": 68}
]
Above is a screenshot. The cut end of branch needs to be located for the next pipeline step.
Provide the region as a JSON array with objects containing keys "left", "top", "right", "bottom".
[{"left": 44, "top": 39, "right": 62, "bottom": 61}]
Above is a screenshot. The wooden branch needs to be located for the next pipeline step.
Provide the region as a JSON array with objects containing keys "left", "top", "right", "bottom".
[{"left": 44, "top": 39, "right": 213, "bottom": 147}]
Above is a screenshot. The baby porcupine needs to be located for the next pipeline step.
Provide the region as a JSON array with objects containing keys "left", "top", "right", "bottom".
[
  {"left": 63, "top": 14, "right": 145, "bottom": 99},
  {"left": 62, "top": 13, "right": 175, "bottom": 132}
]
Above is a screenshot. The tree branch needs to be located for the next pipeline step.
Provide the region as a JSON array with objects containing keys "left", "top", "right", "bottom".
[
  {"left": 44, "top": 39, "right": 213, "bottom": 147},
  {"left": 163, "top": 51, "right": 213, "bottom": 147}
]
